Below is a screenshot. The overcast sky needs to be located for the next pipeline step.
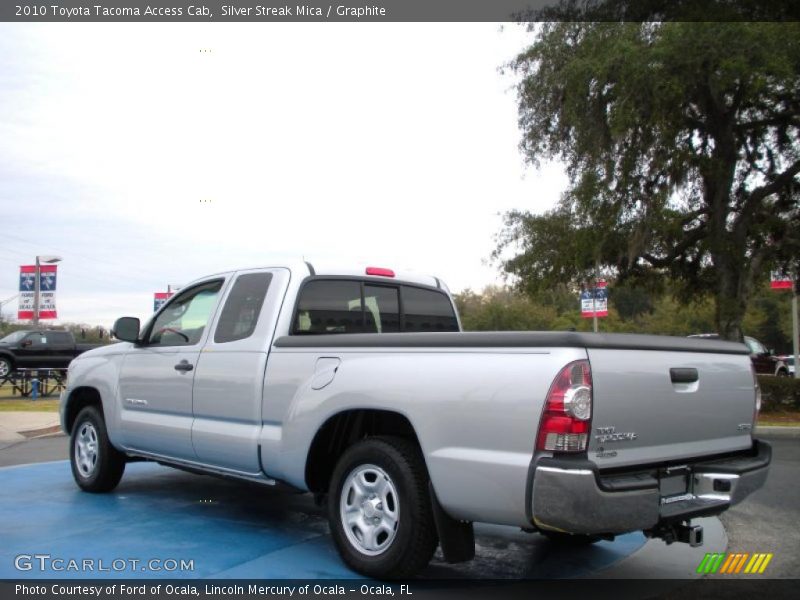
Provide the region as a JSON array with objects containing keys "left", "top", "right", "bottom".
[{"left": 0, "top": 23, "right": 567, "bottom": 328}]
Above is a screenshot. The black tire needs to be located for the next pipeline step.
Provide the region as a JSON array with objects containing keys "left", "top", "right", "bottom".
[
  {"left": 540, "top": 530, "right": 602, "bottom": 545},
  {"left": 328, "top": 436, "right": 438, "bottom": 579},
  {"left": 0, "top": 357, "right": 13, "bottom": 379},
  {"left": 69, "top": 405, "right": 126, "bottom": 493}
]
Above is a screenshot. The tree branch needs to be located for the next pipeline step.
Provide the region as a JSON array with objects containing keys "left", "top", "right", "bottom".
[
  {"left": 642, "top": 227, "right": 706, "bottom": 268},
  {"left": 735, "top": 114, "right": 800, "bottom": 132},
  {"left": 739, "top": 158, "right": 800, "bottom": 216}
]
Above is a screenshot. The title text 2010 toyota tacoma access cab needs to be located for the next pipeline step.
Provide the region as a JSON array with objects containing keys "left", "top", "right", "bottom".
[{"left": 60, "top": 262, "right": 770, "bottom": 578}]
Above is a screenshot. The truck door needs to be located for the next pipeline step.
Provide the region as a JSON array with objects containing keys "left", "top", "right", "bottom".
[
  {"left": 16, "top": 332, "right": 49, "bottom": 367},
  {"left": 117, "top": 279, "right": 225, "bottom": 460},
  {"left": 191, "top": 268, "right": 288, "bottom": 474}
]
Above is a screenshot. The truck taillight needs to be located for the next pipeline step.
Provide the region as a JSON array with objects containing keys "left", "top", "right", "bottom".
[{"left": 536, "top": 360, "right": 592, "bottom": 453}]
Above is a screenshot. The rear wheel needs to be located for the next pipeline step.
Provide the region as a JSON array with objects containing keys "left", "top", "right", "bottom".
[
  {"left": 70, "top": 406, "right": 126, "bottom": 493},
  {"left": 328, "top": 436, "right": 438, "bottom": 579}
]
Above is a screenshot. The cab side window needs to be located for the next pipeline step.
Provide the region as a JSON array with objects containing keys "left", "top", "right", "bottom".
[
  {"left": 23, "top": 333, "right": 46, "bottom": 347},
  {"left": 51, "top": 332, "right": 72, "bottom": 345},
  {"left": 744, "top": 337, "right": 767, "bottom": 355},
  {"left": 147, "top": 280, "right": 223, "bottom": 346},
  {"left": 402, "top": 286, "right": 459, "bottom": 332},
  {"left": 293, "top": 280, "right": 363, "bottom": 334},
  {"left": 214, "top": 273, "right": 272, "bottom": 343}
]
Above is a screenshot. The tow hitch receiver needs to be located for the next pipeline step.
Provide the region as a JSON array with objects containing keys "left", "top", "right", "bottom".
[
  {"left": 646, "top": 521, "right": 704, "bottom": 547},
  {"left": 677, "top": 523, "right": 704, "bottom": 547}
]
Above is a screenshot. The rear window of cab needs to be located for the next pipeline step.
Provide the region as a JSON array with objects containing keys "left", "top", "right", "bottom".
[{"left": 292, "top": 279, "right": 458, "bottom": 335}]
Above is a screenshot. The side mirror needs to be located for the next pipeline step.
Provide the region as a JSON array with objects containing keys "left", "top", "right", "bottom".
[
  {"left": 112, "top": 317, "right": 141, "bottom": 343},
  {"left": 20, "top": 339, "right": 32, "bottom": 348}
]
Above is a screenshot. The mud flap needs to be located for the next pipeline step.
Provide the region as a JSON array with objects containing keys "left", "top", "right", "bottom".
[{"left": 429, "top": 482, "right": 475, "bottom": 563}]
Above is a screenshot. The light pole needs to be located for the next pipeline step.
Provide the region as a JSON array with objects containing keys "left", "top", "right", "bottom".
[
  {"left": 0, "top": 294, "right": 19, "bottom": 325},
  {"left": 33, "top": 255, "right": 62, "bottom": 326}
]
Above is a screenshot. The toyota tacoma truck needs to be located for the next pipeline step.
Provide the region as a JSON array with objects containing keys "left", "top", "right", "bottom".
[{"left": 60, "top": 262, "right": 770, "bottom": 578}]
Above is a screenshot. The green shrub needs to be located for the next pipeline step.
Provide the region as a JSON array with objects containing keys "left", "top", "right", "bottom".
[{"left": 758, "top": 375, "right": 800, "bottom": 411}]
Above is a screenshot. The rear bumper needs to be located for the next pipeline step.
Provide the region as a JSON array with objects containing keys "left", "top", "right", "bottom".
[{"left": 530, "top": 439, "right": 771, "bottom": 535}]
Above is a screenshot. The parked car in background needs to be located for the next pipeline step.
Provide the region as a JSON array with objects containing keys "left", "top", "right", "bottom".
[
  {"left": 689, "top": 334, "right": 788, "bottom": 376},
  {"left": 0, "top": 330, "right": 102, "bottom": 377},
  {"left": 777, "top": 355, "right": 795, "bottom": 377}
]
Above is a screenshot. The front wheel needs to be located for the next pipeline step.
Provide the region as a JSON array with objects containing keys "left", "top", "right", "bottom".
[
  {"left": 328, "top": 436, "right": 438, "bottom": 579},
  {"left": 70, "top": 406, "right": 126, "bottom": 493}
]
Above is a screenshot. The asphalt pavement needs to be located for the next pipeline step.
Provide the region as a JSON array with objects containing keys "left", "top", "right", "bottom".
[
  {"left": 718, "top": 435, "right": 799, "bottom": 578},
  {"left": 0, "top": 432, "right": 797, "bottom": 581},
  {"left": 0, "top": 433, "right": 68, "bottom": 466}
]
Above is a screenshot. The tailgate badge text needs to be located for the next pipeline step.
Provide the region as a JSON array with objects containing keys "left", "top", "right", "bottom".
[{"left": 595, "top": 426, "right": 638, "bottom": 443}]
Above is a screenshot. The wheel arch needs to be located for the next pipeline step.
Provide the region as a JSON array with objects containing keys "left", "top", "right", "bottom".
[
  {"left": 304, "top": 408, "right": 422, "bottom": 494},
  {"left": 64, "top": 386, "right": 104, "bottom": 435}
]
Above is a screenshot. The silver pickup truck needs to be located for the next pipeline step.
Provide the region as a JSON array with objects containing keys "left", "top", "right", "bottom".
[{"left": 60, "top": 262, "right": 770, "bottom": 578}]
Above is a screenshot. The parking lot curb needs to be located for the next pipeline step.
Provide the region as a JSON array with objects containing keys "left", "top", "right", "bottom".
[{"left": 18, "top": 425, "right": 63, "bottom": 439}]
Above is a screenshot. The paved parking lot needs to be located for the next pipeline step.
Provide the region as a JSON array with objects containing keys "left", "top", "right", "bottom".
[
  {"left": 0, "top": 433, "right": 795, "bottom": 581},
  {"left": 0, "top": 455, "right": 651, "bottom": 579}
]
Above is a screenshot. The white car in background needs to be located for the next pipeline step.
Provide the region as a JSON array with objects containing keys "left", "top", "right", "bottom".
[{"left": 777, "top": 355, "right": 795, "bottom": 377}]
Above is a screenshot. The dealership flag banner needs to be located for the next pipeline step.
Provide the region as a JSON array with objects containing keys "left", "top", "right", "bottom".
[
  {"left": 154, "top": 291, "right": 174, "bottom": 312},
  {"left": 581, "top": 279, "right": 608, "bottom": 318},
  {"left": 770, "top": 270, "right": 793, "bottom": 290},
  {"left": 18, "top": 265, "right": 58, "bottom": 319}
]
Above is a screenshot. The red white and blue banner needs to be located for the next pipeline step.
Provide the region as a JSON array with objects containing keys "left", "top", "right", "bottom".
[
  {"left": 770, "top": 270, "right": 793, "bottom": 290},
  {"left": 580, "top": 279, "right": 608, "bottom": 318},
  {"left": 154, "top": 291, "right": 174, "bottom": 312},
  {"left": 18, "top": 265, "right": 58, "bottom": 320}
]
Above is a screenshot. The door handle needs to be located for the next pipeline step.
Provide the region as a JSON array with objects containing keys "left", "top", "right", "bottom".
[
  {"left": 670, "top": 368, "right": 698, "bottom": 384},
  {"left": 174, "top": 360, "right": 194, "bottom": 372}
]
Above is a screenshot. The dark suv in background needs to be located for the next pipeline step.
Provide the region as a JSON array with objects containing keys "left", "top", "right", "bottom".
[
  {"left": 0, "top": 330, "right": 101, "bottom": 377},
  {"left": 688, "top": 333, "right": 788, "bottom": 376}
]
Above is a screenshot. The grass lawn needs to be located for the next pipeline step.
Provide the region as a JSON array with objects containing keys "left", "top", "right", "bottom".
[
  {"left": 0, "top": 398, "right": 59, "bottom": 412},
  {"left": 758, "top": 408, "right": 800, "bottom": 426},
  {"left": 0, "top": 381, "right": 60, "bottom": 398},
  {"left": 0, "top": 382, "right": 60, "bottom": 411}
]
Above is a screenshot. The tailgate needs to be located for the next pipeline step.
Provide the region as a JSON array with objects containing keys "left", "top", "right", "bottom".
[{"left": 587, "top": 348, "right": 756, "bottom": 469}]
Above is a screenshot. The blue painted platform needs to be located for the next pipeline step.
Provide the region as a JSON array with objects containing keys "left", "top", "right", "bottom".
[{"left": 0, "top": 461, "right": 646, "bottom": 579}]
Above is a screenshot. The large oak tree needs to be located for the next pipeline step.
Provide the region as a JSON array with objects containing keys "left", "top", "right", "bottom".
[{"left": 497, "top": 19, "right": 800, "bottom": 340}]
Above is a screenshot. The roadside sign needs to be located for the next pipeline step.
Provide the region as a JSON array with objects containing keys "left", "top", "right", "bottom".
[
  {"left": 154, "top": 291, "right": 174, "bottom": 312},
  {"left": 771, "top": 270, "right": 793, "bottom": 290},
  {"left": 581, "top": 279, "right": 608, "bottom": 318},
  {"left": 18, "top": 265, "right": 58, "bottom": 320},
  {"left": 770, "top": 269, "right": 799, "bottom": 380}
]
